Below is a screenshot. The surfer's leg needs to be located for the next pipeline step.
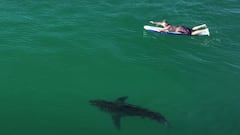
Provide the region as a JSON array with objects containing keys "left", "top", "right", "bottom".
[
  {"left": 191, "top": 28, "right": 209, "bottom": 36},
  {"left": 192, "top": 24, "right": 207, "bottom": 30}
]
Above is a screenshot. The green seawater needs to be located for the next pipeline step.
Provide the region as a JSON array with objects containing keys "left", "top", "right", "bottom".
[{"left": 0, "top": 0, "right": 240, "bottom": 135}]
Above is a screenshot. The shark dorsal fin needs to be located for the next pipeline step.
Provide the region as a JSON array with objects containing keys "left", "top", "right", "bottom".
[{"left": 116, "top": 96, "right": 128, "bottom": 103}]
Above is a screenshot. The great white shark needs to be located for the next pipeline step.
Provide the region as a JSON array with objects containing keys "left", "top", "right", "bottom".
[{"left": 89, "top": 96, "right": 169, "bottom": 129}]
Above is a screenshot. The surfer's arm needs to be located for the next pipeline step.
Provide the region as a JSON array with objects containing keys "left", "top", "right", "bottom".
[
  {"left": 157, "top": 26, "right": 170, "bottom": 32},
  {"left": 150, "top": 21, "right": 162, "bottom": 26}
]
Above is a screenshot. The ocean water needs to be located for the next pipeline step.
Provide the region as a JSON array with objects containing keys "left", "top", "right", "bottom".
[{"left": 0, "top": 0, "right": 240, "bottom": 135}]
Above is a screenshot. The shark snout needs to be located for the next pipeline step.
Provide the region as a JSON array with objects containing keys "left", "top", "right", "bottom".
[
  {"left": 89, "top": 100, "right": 96, "bottom": 105},
  {"left": 89, "top": 100, "right": 101, "bottom": 106}
]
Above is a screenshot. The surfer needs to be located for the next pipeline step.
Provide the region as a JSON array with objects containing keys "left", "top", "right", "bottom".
[{"left": 149, "top": 20, "right": 209, "bottom": 36}]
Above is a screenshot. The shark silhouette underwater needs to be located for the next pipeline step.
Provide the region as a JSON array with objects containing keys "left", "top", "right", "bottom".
[{"left": 89, "top": 96, "right": 169, "bottom": 129}]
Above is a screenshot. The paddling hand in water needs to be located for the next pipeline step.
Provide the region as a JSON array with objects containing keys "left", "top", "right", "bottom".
[{"left": 149, "top": 20, "right": 209, "bottom": 36}]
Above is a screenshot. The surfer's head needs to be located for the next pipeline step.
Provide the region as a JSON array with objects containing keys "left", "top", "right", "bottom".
[{"left": 160, "top": 19, "right": 169, "bottom": 27}]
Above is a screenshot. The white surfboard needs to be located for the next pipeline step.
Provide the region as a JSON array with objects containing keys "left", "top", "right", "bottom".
[{"left": 144, "top": 25, "right": 210, "bottom": 36}]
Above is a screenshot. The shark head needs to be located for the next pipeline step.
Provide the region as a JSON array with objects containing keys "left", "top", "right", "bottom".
[
  {"left": 89, "top": 97, "right": 128, "bottom": 107},
  {"left": 89, "top": 99, "right": 115, "bottom": 110},
  {"left": 89, "top": 99, "right": 104, "bottom": 107},
  {"left": 90, "top": 99, "right": 120, "bottom": 116},
  {"left": 89, "top": 97, "right": 128, "bottom": 130}
]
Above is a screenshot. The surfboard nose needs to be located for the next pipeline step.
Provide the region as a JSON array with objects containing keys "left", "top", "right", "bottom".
[{"left": 144, "top": 25, "right": 151, "bottom": 30}]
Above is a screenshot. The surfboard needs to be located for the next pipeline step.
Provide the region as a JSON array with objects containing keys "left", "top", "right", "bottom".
[{"left": 144, "top": 25, "right": 210, "bottom": 36}]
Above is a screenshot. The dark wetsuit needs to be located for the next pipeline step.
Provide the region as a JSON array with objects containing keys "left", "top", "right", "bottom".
[
  {"left": 168, "top": 24, "right": 192, "bottom": 35},
  {"left": 178, "top": 26, "right": 192, "bottom": 35}
]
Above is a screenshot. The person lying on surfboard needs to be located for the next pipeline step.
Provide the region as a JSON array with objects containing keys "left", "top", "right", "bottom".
[{"left": 149, "top": 20, "right": 209, "bottom": 36}]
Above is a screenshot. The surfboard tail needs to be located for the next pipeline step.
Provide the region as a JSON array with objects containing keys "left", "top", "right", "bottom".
[{"left": 206, "top": 28, "right": 210, "bottom": 36}]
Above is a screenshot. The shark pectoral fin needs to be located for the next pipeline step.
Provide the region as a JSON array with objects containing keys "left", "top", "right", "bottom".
[
  {"left": 112, "top": 115, "right": 121, "bottom": 129},
  {"left": 116, "top": 96, "right": 128, "bottom": 103}
]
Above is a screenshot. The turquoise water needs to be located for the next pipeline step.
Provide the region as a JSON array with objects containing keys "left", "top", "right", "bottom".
[{"left": 0, "top": 0, "right": 240, "bottom": 134}]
